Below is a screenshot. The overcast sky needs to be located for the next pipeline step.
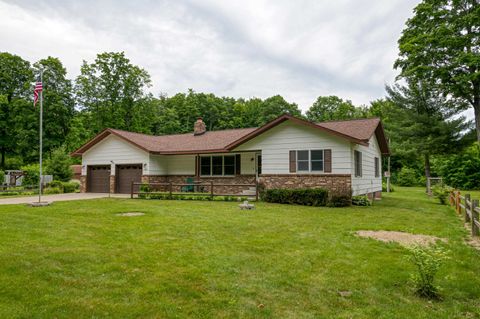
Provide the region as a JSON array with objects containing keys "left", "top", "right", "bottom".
[{"left": 1, "top": 0, "right": 423, "bottom": 112}]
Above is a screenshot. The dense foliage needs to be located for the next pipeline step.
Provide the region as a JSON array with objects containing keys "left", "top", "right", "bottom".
[
  {"left": 45, "top": 146, "right": 73, "bottom": 182},
  {"left": 261, "top": 188, "right": 329, "bottom": 206}
]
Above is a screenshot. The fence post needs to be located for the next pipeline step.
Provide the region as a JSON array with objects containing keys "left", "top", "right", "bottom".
[
  {"left": 210, "top": 181, "right": 214, "bottom": 199},
  {"left": 130, "top": 181, "right": 134, "bottom": 199},
  {"left": 456, "top": 191, "right": 461, "bottom": 214},
  {"left": 472, "top": 200, "right": 479, "bottom": 237},
  {"left": 169, "top": 182, "right": 172, "bottom": 198},
  {"left": 465, "top": 194, "right": 471, "bottom": 222}
]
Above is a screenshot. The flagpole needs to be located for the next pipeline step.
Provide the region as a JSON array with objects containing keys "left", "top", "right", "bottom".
[{"left": 38, "top": 68, "right": 43, "bottom": 203}]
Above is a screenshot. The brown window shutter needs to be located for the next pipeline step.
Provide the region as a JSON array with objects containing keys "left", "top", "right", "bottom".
[
  {"left": 289, "top": 150, "right": 296, "bottom": 173},
  {"left": 235, "top": 154, "right": 241, "bottom": 175},
  {"left": 324, "top": 149, "right": 332, "bottom": 173},
  {"left": 195, "top": 155, "right": 199, "bottom": 177}
]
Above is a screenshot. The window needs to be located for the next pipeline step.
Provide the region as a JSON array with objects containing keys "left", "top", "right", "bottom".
[
  {"left": 374, "top": 157, "right": 380, "bottom": 178},
  {"left": 200, "top": 156, "right": 211, "bottom": 176},
  {"left": 224, "top": 155, "right": 235, "bottom": 175},
  {"left": 200, "top": 155, "right": 236, "bottom": 176},
  {"left": 295, "top": 150, "right": 324, "bottom": 172},
  {"left": 212, "top": 156, "right": 223, "bottom": 175},
  {"left": 297, "top": 150, "right": 309, "bottom": 171},
  {"left": 354, "top": 150, "right": 362, "bottom": 177},
  {"left": 311, "top": 150, "right": 324, "bottom": 171}
]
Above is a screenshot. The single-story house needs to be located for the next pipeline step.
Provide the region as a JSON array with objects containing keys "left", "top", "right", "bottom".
[{"left": 71, "top": 114, "right": 389, "bottom": 197}]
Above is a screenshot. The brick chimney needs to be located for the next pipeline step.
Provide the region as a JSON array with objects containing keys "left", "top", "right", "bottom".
[{"left": 193, "top": 117, "right": 206, "bottom": 135}]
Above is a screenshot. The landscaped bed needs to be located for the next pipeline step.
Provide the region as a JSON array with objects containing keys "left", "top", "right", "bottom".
[{"left": 0, "top": 187, "right": 478, "bottom": 318}]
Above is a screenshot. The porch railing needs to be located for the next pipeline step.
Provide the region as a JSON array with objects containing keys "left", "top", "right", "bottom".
[{"left": 131, "top": 181, "right": 259, "bottom": 201}]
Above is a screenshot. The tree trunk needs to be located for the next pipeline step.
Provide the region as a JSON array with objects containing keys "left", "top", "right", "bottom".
[
  {"left": 424, "top": 153, "right": 431, "bottom": 178},
  {"left": 474, "top": 95, "right": 480, "bottom": 142}
]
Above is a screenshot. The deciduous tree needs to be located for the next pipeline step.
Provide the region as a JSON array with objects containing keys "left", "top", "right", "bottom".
[{"left": 395, "top": 0, "right": 480, "bottom": 140}]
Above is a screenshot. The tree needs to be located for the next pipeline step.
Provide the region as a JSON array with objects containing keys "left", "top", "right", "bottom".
[
  {"left": 0, "top": 52, "right": 33, "bottom": 168},
  {"left": 260, "top": 95, "right": 302, "bottom": 123},
  {"left": 75, "top": 52, "right": 152, "bottom": 133},
  {"left": 395, "top": 0, "right": 480, "bottom": 140},
  {"left": 386, "top": 80, "right": 471, "bottom": 178},
  {"left": 45, "top": 146, "right": 72, "bottom": 181},
  {"left": 33, "top": 57, "right": 75, "bottom": 153},
  {"left": 306, "top": 96, "right": 362, "bottom": 122}
]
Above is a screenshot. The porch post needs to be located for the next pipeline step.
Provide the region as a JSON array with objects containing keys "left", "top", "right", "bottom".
[{"left": 195, "top": 154, "right": 200, "bottom": 182}]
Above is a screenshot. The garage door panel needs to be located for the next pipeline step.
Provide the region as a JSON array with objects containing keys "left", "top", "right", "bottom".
[
  {"left": 116, "top": 164, "right": 142, "bottom": 194},
  {"left": 87, "top": 165, "right": 110, "bottom": 193}
]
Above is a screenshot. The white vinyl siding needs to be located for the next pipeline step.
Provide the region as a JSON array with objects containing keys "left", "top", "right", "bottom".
[
  {"left": 351, "top": 135, "right": 382, "bottom": 196},
  {"left": 82, "top": 135, "right": 148, "bottom": 176},
  {"left": 234, "top": 121, "right": 351, "bottom": 174}
]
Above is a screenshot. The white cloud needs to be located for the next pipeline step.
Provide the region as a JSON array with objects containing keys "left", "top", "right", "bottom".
[{"left": 1, "top": 0, "right": 424, "bottom": 112}]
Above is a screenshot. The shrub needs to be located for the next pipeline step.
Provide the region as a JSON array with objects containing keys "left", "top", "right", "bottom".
[
  {"left": 352, "top": 195, "right": 371, "bottom": 206},
  {"left": 48, "top": 180, "right": 64, "bottom": 189},
  {"left": 0, "top": 191, "right": 20, "bottom": 196},
  {"left": 382, "top": 182, "right": 394, "bottom": 192},
  {"left": 45, "top": 146, "right": 73, "bottom": 182},
  {"left": 62, "top": 181, "right": 80, "bottom": 193},
  {"left": 327, "top": 194, "right": 352, "bottom": 207},
  {"left": 43, "top": 187, "right": 63, "bottom": 195},
  {"left": 0, "top": 169, "right": 4, "bottom": 184},
  {"left": 407, "top": 245, "right": 448, "bottom": 299},
  {"left": 396, "top": 167, "right": 420, "bottom": 187},
  {"left": 262, "top": 188, "right": 328, "bottom": 206},
  {"left": 21, "top": 164, "right": 40, "bottom": 186},
  {"left": 431, "top": 185, "right": 452, "bottom": 205}
]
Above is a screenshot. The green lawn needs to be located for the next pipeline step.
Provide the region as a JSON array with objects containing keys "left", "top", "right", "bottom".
[
  {"left": 461, "top": 189, "right": 480, "bottom": 201},
  {"left": 0, "top": 188, "right": 479, "bottom": 318}
]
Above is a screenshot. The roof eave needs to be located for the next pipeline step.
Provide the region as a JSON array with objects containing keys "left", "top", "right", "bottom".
[
  {"left": 69, "top": 128, "right": 151, "bottom": 157},
  {"left": 152, "top": 149, "right": 229, "bottom": 155}
]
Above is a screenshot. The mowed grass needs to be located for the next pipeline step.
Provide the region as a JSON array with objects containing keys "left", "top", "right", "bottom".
[{"left": 0, "top": 188, "right": 479, "bottom": 318}]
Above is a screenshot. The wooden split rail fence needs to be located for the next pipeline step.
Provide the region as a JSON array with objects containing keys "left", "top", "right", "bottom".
[
  {"left": 131, "top": 181, "right": 259, "bottom": 201},
  {"left": 450, "top": 191, "right": 480, "bottom": 237}
]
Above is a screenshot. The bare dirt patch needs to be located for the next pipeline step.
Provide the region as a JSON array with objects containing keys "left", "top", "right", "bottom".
[
  {"left": 356, "top": 230, "right": 446, "bottom": 247},
  {"left": 116, "top": 212, "right": 145, "bottom": 217}
]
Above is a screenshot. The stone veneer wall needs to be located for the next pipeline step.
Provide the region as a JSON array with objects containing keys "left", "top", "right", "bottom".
[
  {"left": 142, "top": 175, "right": 256, "bottom": 194},
  {"left": 258, "top": 174, "right": 352, "bottom": 196},
  {"left": 109, "top": 176, "right": 115, "bottom": 194},
  {"left": 80, "top": 175, "right": 86, "bottom": 193}
]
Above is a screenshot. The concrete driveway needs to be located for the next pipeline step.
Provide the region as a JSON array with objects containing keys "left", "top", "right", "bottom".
[{"left": 0, "top": 193, "right": 131, "bottom": 205}]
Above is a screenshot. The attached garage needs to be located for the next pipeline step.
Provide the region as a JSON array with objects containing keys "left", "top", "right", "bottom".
[
  {"left": 87, "top": 165, "right": 110, "bottom": 193},
  {"left": 116, "top": 164, "right": 142, "bottom": 194}
]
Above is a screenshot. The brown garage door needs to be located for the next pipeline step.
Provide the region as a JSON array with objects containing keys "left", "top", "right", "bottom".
[
  {"left": 87, "top": 165, "right": 110, "bottom": 193},
  {"left": 116, "top": 164, "right": 142, "bottom": 194}
]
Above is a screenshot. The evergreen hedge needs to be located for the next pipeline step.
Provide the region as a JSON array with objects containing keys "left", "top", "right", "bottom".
[{"left": 261, "top": 188, "right": 328, "bottom": 206}]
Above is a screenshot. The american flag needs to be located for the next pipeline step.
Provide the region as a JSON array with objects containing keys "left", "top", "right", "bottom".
[{"left": 33, "top": 82, "right": 43, "bottom": 106}]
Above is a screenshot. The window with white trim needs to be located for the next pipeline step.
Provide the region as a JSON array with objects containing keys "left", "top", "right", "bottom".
[
  {"left": 296, "top": 150, "right": 324, "bottom": 172},
  {"left": 200, "top": 155, "right": 236, "bottom": 176}
]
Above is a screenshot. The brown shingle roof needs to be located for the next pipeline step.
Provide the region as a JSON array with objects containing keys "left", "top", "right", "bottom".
[
  {"left": 72, "top": 114, "right": 390, "bottom": 156},
  {"left": 316, "top": 118, "right": 381, "bottom": 141}
]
